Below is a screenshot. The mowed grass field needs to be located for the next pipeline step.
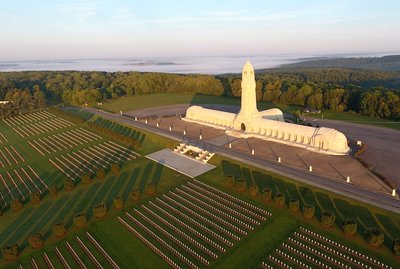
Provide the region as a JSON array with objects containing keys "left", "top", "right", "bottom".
[
  {"left": 102, "top": 93, "right": 400, "bottom": 131},
  {"left": 100, "top": 93, "right": 300, "bottom": 114},
  {"left": 1, "top": 109, "right": 399, "bottom": 268}
]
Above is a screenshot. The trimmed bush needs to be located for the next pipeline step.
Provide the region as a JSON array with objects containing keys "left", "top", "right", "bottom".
[
  {"left": 10, "top": 199, "right": 23, "bottom": 211},
  {"left": 113, "top": 197, "right": 124, "bottom": 210},
  {"left": 130, "top": 189, "right": 141, "bottom": 201},
  {"left": 146, "top": 183, "right": 156, "bottom": 196},
  {"left": 28, "top": 233, "right": 44, "bottom": 249},
  {"left": 303, "top": 204, "right": 315, "bottom": 219},
  {"left": 93, "top": 204, "right": 107, "bottom": 218},
  {"left": 73, "top": 213, "right": 87, "bottom": 228},
  {"left": 321, "top": 210, "right": 336, "bottom": 227},
  {"left": 274, "top": 192, "right": 285, "bottom": 207},
  {"left": 49, "top": 184, "right": 58, "bottom": 197},
  {"left": 393, "top": 238, "right": 400, "bottom": 255},
  {"left": 248, "top": 184, "right": 259, "bottom": 196},
  {"left": 96, "top": 168, "right": 106, "bottom": 180},
  {"left": 226, "top": 175, "right": 235, "bottom": 188},
  {"left": 261, "top": 188, "right": 272, "bottom": 202},
  {"left": 289, "top": 199, "right": 300, "bottom": 213},
  {"left": 30, "top": 191, "right": 41, "bottom": 204},
  {"left": 1, "top": 245, "right": 19, "bottom": 262},
  {"left": 111, "top": 163, "right": 120, "bottom": 174},
  {"left": 64, "top": 178, "right": 75, "bottom": 191},
  {"left": 52, "top": 222, "right": 66, "bottom": 237},
  {"left": 365, "top": 227, "right": 384, "bottom": 247},
  {"left": 236, "top": 181, "right": 246, "bottom": 192},
  {"left": 342, "top": 218, "right": 358, "bottom": 236},
  {"left": 81, "top": 174, "right": 91, "bottom": 185}
]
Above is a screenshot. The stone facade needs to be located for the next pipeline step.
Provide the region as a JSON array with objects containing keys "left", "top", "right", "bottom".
[{"left": 184, "top": 61, "right": 350, "bottom": 155}]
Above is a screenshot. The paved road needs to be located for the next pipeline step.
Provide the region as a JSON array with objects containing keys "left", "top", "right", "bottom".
[
  {"left": 303, "top": 116, "right": 400, "bottom": 188},
  {"left": 86, "top": 108, "right": 400, "bottom": 213}
]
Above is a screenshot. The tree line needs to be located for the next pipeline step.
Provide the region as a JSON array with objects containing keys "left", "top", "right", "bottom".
[{"left": 0, "top": 68, "right": 400, "bottom": 120}]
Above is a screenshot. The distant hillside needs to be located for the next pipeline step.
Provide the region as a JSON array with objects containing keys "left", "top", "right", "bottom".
[{"left": 275, "top": 55, "right": 400, "bottom": 71}]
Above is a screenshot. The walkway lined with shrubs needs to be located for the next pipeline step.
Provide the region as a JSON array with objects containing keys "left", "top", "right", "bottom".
[
  {"left": 118, "top": 179, "right": 271, "bottom": 268},
  {"left": 262, "top": 227, "right": 393, "bottom": 269}
]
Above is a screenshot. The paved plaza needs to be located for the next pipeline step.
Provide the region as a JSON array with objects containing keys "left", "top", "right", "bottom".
[{"left": 146, "top": 148, "right": 216, "bottom": 178}]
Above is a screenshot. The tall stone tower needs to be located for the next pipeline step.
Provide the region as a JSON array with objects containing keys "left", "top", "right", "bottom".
[{"left": 234, "top": 61, "right": 258, "bottom": 132}]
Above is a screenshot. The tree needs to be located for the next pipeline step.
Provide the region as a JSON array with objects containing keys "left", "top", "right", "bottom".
[
  {"left": 289, "top": 199, "right": 300, "bottom": 213},
  {"left": 342, "top": 218, "right": 357, "bottom": 236},
  {"left": 111, "top": 163, "right": 120, "bottom": 174},
  {"left": 306, "top": 93, "right": 323, "bottom": 109},
  {"left": 365, "top": 227, "right": 384, "bottom": 247},
  {"left": 33, "top": 87, "right": 46, "bottom": 108}
]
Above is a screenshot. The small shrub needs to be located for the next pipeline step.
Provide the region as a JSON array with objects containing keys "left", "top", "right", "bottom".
[
  {"left": 96, "top": 168, "right": 106, "bottom": 180},
  {"left": 303, "top": 204, "right": 315, "bottom": 219},
  {"left": 64, "top": 178, "right": 75, "bottom": 191},
  {"left": 365, "top": 227, "right": 384, "bottom": 247},
  {"left": 93, "top": 204, "right": 107, "bottom": 218},
  {"left": 111, "top": 163, "right": 120, "bottom": 174},
  {"left": 130, "top": 189, "right": 141, "bottom": 201},
  {"left": 73, "top": 213, "right": 87, "bottom": 228},
  {"left": 113, "top": 197, "right": 124, "bottom": 210},
  {"left": 81, "top": 174, "right": 91, "bottom": 185},
  {"left": 1, "top": 245, "right": 19, "bottom": 262},
  {"left": 49, "top": 184, "right": 58, "bottom": 197},
  {"left": 146, "top": 183, "right": 156, "bottom": 196},
  {"left": 28, "top": 233, "right": 44, "bottom": 249},
  {"left": 226, "top": 175, "right": 235, "bottom": 188},
  {"left": 248, "top": 184, "right": 259, "bottom": 196},
  {"left": 321, "top": 210, "right": 336, "bottom": 228},
  {"left": 236, "top": 181, "right": 246, "bottom": 192},
  {"left": 52, "top": 222, "right": 66, "bottom": 237},
  {"left": 10, "top": 199, "right": 23, "bottom": 211},
  {"left": 342, "top": 218, "right": 357, "bottom": 236},
  {"left": 30, "top": 191, "right": 41, "bottom": 204},
  {"left": 261, "top": 188, "right": 272, "bottom": 201},
  {"left": 393, "top": 238, "right": 400, "bottom": 255},
  {"left": 274, "top": 192, "right": 285, "bottom": 207},
  {"left": 289, "top": 199, "right": 299, "bottom": 213}
]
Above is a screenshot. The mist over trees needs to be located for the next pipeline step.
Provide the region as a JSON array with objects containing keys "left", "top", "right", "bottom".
[{"left": 0, "top": 68, "right": 400, "bottom": 120}]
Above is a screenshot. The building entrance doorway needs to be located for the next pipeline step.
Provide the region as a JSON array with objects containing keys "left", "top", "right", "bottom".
[{"left": 241, "top": 123, "right": 246, "bottom": 131}]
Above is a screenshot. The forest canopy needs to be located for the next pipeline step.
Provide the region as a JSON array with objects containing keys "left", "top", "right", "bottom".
[{"left": 0, "top": 68, "right": 400, "bottom": 120}]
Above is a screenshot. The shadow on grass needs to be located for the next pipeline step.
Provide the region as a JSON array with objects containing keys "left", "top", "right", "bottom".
[{"left": 122, "top": 168, "right": 141, "bottom": 202}]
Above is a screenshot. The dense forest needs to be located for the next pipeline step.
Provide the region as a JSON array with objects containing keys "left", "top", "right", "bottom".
[{"left": 0, "top": 67, "right": 400, "bottom": 120}]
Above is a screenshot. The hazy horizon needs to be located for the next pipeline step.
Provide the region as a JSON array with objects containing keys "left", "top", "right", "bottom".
[{"left": 1, "top": 0, "right": 400, "bottom": 62}]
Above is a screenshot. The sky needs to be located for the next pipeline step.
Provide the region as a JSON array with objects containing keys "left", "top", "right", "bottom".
[{"left": 0, "top": 0, "right": 399, "bottom": 61}]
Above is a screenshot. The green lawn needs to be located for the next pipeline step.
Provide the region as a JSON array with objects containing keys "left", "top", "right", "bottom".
[
  {"left": 1, "top": 110, "right": 399, "bottom": 268},
  {"left": 100, "top": 93, "right": 300, "bottom": 115}
]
